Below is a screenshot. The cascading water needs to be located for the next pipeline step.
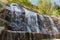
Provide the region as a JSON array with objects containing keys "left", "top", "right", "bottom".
[
  {"left": 5, "top": 3, "right": 59, "bottom": 34},
  {"left": 49, "top": 16, "right": 59, "bottom": 34},
  {"left": 5, "top": 3, "right": 28, "bottom": 31},
  {"left": 1, "top": 3, "right": 59, "bottom": 40},
  {"left": 39, "top": 15, "right": 48, "bottom": 34},
  {"left": 25, "top": 9, "right": 40, "bottom": 33}
]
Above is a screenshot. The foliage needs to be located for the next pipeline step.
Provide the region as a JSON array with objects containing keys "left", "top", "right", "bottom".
[
  {"left": 0, "top": 0, "right": 60, "bottom": 16},
  {"left": 38, "top": 0, "right": 52, "bottom": 15},
  {"left": 52, "top": 2, "right": 60, "bottom": 16},
  {"left": 38, "top": 0, "right": 60, "bottom": 15}
]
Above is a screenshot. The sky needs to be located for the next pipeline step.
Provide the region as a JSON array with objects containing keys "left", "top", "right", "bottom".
[
  {"left": 30, "top": 0, "right": 38, "bottom": 5},
  {"left": 56, "top": 0, "right": 60, "bottom": 6},
  {"left": 30, "top": 0, "right": 60, "bottom": 6}
]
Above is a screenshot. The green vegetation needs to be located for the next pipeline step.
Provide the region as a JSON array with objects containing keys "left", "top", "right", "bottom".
[{"left": 0, "top": 0, "right": 60, "bottom": 16}]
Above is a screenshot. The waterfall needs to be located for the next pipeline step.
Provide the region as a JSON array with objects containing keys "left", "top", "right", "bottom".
[
  {"left": 24, "top": 8, "right": 40, "bottom": 33},
  {"left": 5, "top": 3, "right": 27, "bottom": 31},
  {"left": 4, "top": 3, "right": 59, "bottom": 34},
  {"left": 1, "top": 3, "right": 59, "bottom": 40}
]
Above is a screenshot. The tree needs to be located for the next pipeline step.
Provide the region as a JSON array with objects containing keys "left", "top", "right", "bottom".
[{"left": 52, "top": 2, "right": 60, "bottom": 16}]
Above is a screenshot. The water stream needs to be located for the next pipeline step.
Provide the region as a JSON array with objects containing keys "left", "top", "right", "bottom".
[{"left": 1, "top": 3, "right": 59, "bottom": 40}]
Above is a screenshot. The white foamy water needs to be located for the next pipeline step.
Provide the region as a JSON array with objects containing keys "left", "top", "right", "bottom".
[{"left": 24, "top": 8, "right": 40, "bottom": 33}]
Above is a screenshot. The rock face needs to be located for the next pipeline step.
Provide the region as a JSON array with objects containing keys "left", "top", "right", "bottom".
[{"left": 1, "top": 3, "right": 60, "bottom": 40}]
